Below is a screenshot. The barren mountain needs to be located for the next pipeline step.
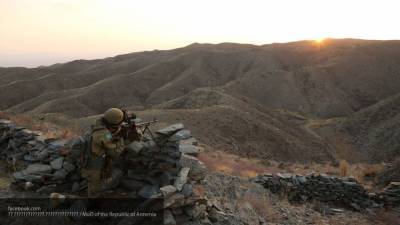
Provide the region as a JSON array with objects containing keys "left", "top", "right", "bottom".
[
  {"left": 338, "top": 92, "right": 400, "bottom": 162},
  {"left": 1, "top": 38, "right": 400, "bottom": 162}
]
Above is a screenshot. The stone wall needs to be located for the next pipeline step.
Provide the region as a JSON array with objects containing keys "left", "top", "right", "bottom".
[
  {"left": 252, "top": 173, "right": 400, "bottom": 211},
  {"left": 0, "top": 119, "right": 76, "bottom": 193},
  {"left": 0, "top": 119, "right": 236, "bottom": 225}
]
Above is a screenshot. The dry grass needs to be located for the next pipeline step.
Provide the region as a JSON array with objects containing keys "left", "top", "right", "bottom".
[
  {"left": 193, "top": 184, "right": 206, "bottom": 198},
  {"left": 0, "top": 111, "right": 10, "bottom": 119},
  {"left": 8, "top": 114, "right": 80, "bottom": 140},
  {"left": 339, "top": 159, "right": 349, "bottom": 177},
  {"left": 239, "top": 193, "right": 280, "bottom": 222},
  {"left": 198, "top": 151, "right": 267, "bottom": 178},
  {"left": 198, "top": 150, "right": 385, "bottom": 188}
]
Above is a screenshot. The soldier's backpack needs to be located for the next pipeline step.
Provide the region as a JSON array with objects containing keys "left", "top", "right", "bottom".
[
  {"left": 69, "top": 125, "right": 106, "bottom": 169},
  {"left": 69, "top": 131, "right": 91, "bottom": 169}
]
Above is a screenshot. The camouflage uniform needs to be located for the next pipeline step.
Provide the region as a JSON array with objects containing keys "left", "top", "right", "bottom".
[{"left": 82, "top": 119, "right": 125, "bottom": 197}]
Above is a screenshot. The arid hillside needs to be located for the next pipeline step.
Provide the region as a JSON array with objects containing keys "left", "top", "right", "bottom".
[
  {"left": 1, "top": 38, "right": 400, "bottom": 162},
  {"left": 2, "top": 39, "right": 400, "bottom": 117},
  {"left": 338, "top": 92, "right": 400, "bottom": 162}
]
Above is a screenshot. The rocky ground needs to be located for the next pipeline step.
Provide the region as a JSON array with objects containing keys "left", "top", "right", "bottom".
[
  {"left": 0, "top": 118, "right": 399, "bottom": 224},
  {"left": 203, "top": 172, "right": 398, "bottom": 225}
]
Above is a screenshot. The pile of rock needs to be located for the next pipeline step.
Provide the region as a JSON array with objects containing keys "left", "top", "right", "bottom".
[
  {"left": 252, "top": 173, "right": 380, "bottom": 211},
  {"left": 0, "top": 119, "right": 78, "bottom": 193},
  {"left": 120, "top": 123, "right": 230, "bottom": 224},
  {"left": 1, "top": 119, "right": 233, "bottom": 224},
  {"left": 378, "top": 182, "right": 400, "bottom": 208}
]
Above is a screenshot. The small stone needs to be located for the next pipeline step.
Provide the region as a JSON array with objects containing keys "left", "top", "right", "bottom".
[
  {"left": 37, "top": 184, "right": 57, "bottom": 194},
  {"left": 181, "top": 184, "right": 193, "bottom": 197},
  {"left": 179, "top": 144, "right": 199, "bottom": 156},
  {"left": 24, "top": 182, "right": 34, "bottom": 190},
  {"left": 50, "top": 157, "right": 64, "bottom": 170},
  {"left": 277, "top": 173, "right": 292, "bottom": 179},
  {"left": 174, "top": 167, "right": 190, "bottom": 191},
  {"left": 120, "top": 179, "right": 146, "bottom": 191},
  {"left": 208, "top": 208, "right": 227, "bottom": 222},
  {"left": 52, "top": 169, "right": 67, "bottom": 180},
  {"left": 23, "top": 154, "right": 38, "bottom": 162},
  {"left": 171, "top": 208, "right": 184, "bottom": 216},
  {"left": 160, "top": 185, "right": 177, "bottom": 197},
  {"left": 343, "top": 181, "right": 358, "bottom": 187},
  {"left": 25, "top": 164, "right": 52, "bottom": 174},
  {"left": 63, "top": 162, "right": 75, "bottom": 173},
  {"left": 350, "top": 203, "right": 362, "bottom": 211},
  {"left": 0, "top": 119, "right": 11, "bottom": 124},
  {"left": 138, "top": 185, "right": 160, "bottom": 198},
  {"left": 184, "top": 204, "right": 207, "bottom": 219},
  {"left": 34, "top": 149, "right": 49, "bottom": 160},
  {"left": 156, "top": 124, "right": 184, "bottom": 136},
  {"left": 127, "top": 141, "right": 143, "bottom": 154},
  {"left": 330, "top": 208, "right": 344, "bottom": 213},
  {"left": 180, "top": 137, "right": 198, "bottom": 146},
  {"left": 71, "top": 182, "right": 80, "bottom": 193},
  {"left": 48, "top": 140, "right": 67, "bottom": 150},
  {"left": 169, "top": 129, "right": 192, "bottom": 142},
  {"left": 295, "top": 176, "right": 307, "bottom": 183},
  {"left": 35, "top": 136, "right": 47, "bottom": 143},
  {"left": 164, "top": 210, "right": 176, "bottom": 225},
  {"left": 180, "top": 154, "right": 207, "bottom": 181},
  {"left": 164, "top": 193, "right": 185, "bottom": 208}
]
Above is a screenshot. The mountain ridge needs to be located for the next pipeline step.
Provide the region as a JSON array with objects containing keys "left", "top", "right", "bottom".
[{"left": 1, "top": 38, "right": 400, "bottom": 162}]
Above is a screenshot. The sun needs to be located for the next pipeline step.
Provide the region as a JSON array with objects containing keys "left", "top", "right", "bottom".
[{"left": 315, "top": 38, "right": 325, "bottom": 44}]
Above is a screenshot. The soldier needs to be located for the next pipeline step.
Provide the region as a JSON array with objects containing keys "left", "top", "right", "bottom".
[{"left": 82, "top": 107, "right": 126, "bottom": 197}]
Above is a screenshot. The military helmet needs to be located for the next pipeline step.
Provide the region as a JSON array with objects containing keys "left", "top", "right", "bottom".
[{"left": 103, "top": 108, "right": 124, "bottom": 126}]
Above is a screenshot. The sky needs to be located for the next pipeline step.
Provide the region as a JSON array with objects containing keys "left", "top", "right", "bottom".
[{"left": 1, "top": 0, "right": 400, "bottom": 67}]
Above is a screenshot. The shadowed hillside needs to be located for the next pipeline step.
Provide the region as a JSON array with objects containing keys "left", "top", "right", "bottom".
[
  {"left": 338, "top": 93, "right": 400, "bottom": 162},
  {"left": 2, "top": 39, "right": 400, "bottom": 118},
  {"left": 1, "top": 38, "right": 400, "bottom": 162}
]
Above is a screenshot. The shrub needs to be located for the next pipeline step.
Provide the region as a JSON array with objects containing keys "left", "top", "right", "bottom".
[{"left": 339, "top": 159, "right": 349, "bottom": 177}]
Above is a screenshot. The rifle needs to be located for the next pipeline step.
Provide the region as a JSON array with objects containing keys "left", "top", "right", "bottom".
[{"left": 116, "top": 109, "right": 158, "bottom": 142}]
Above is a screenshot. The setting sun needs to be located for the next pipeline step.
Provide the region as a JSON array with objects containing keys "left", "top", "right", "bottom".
[
  {"left": 1, "top": 0, "right": 400, "bottom": 67},
  {"left": 315, "top": 38, "right": 326, "bottom": 44}
]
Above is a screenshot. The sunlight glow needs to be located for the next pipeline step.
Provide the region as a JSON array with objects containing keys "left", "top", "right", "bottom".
[
  {"left": 315, "top": 38, "right": 325, "bottom": 44},
  {"left": 1, "top": 0, "right": 400, "bottom": 67}
]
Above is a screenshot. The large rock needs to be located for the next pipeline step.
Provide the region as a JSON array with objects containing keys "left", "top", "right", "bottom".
[
  {"left": 180, "top": 137, "right": 198, "bottom": 146},
  {"left": 179, "top": 144, "right": 199, "bottom": 156},
  {"left": 126, "top": 141, "right": 143, "bottom": 154},
  {"left": 174, "top": 167, "right": 190, "bottom": 191},
  {"left": 156, "top": 124, "right": 184, "bottom": 136},
  {"left": 25, "top": 164, "right": 52, "bottom": 175},
  {"left": 160, "top": 185, "right": 178, "bottom": 197},
  {"left": 63, "top": 161, "right": 75, "bottom": 173},
  {"left": 164, "top": 210, "right": 176, "bottom": 225},
  {"left": 180, "top": 154, "right": 207, "bottom": 181},
  {"left": 169, "top": 129, "right": 192, "bottom": 142},
  {"left": 50, "top": 157, "right": 64, "bottom": 170},
  {"left": 120, "top": 179, "right": 146, "bottom": 191},
  {"left": 52, "top": 169, "right": 67, "bottom": 180},
  {"left": 138, "top": 185, "right": 160, "bottom": 198}
]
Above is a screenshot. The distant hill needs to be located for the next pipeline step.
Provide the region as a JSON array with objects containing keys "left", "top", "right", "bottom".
[
  {"left": 1, "top": 38, "right": 400, "bottom": 162},
  {"left": 338, "top": 93, "right": 400, "bottom": 162}
]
